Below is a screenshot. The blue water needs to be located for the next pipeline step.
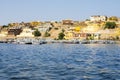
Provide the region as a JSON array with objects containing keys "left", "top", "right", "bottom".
[{"left": 0, "top": 43, "right": 120, "bottom": 80}]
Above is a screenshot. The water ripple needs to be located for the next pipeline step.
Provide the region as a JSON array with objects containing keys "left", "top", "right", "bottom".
[{"left": 0, "top": 43, "right": 120, "bottom": 80}]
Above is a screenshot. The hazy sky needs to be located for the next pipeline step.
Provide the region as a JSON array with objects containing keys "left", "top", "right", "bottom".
[{"left": 0, "top": 0, "right": 120, "bottom": 25}]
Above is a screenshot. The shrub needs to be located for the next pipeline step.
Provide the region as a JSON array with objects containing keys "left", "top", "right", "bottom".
[
  {"left": 58, "top": 32, "right": 65, "bottom": 40},
  {"left": 54, "top": 27, "right": 58, "bottom": 30},
  {"left": 104, "top": 22, "right": 117, "bottom": 29},
  {"left": 33, "top": 29, "right": 41, "bottom": 37}
]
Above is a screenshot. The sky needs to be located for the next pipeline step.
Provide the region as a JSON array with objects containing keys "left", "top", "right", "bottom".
[{"left": 0, "top": 0, "right": 120, "bottom": 25}]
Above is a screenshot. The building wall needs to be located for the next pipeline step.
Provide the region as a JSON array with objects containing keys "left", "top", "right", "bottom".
[
  {"left": 90, "top": 15, "right": 107, "bottom": 22},
  {"left": 64, "top": 31, "right": 87, "bottom": 40},
  {"left": 62, "top": 20, "right": 73, "bottom": 25},
  {"left": 8, "top": 28, "right": 22, "bottom": 36}
]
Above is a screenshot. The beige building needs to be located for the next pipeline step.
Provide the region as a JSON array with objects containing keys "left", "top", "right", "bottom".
[{"left": 64, "top": 31, "right": 87, "bottom": 40}]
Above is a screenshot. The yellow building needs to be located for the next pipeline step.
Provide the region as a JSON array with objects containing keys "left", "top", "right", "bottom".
[{"left": 75, "top": 26, "right": 81, "bottom": 32}]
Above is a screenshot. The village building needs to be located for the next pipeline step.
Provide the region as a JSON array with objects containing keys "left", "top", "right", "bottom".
[
  {"left": 62, "top": 19, "right": 73, "bottom": 25},
  {"left": 8, "top": 27, "right": 22, "bottom": 36},
  {"left": 64, "top": 31, "right": 87, "bottom": 40},
  {"left": 90, "top": 15, "right": 107, "bottom": 22},
  {"left": 17, "top": 28, "right": 34, "bottom": 37}
]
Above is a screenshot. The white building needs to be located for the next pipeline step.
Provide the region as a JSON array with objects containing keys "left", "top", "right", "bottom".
[
  {"left": 17, "top": 28, "right": 34, "bottom": 37},
  {"left": 90, "top": 15, "right": 107, "bottom": 22}
]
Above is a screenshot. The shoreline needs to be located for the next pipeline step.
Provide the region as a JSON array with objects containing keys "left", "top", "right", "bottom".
[{"left": 0, "top": 37, "right": 120, "bottom": 44}]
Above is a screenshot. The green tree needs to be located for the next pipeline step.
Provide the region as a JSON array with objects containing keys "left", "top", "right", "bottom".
[
  {"left": 2, "top": 25, "right": 8, "bottom": 28},
  {"left": 58, "top": 32, "right": 65, "bottom": 40},
  {"left": 104, "top": 22, "right": 117, "bottom": 29},
  {"left": 44, "top": 31, "right": 50, "bottom": 37},
  {"left": 33, "top": 29, "right": 41, "bottom": 37}
]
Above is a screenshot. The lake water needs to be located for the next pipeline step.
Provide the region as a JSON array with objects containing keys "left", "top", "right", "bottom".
[{"left": 0, "top": 43, "right": 120, "bottom": 80}]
